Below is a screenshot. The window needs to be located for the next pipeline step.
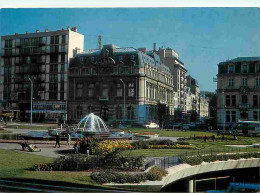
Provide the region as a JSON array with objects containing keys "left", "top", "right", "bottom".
[
  {"left": 226, "top": 111, "right": 230, "bottom": 123},
  {"left": 242, "top": 78, "right": 247, "bottom": 86},
  {"left": 90, "top": 57, "right": 95, "bottom": 62},
  {"left": 119, "top": 56, "right": 124, "bottom": 61},
  {"left": 226, "top": 95, "right": 230, "bottom": 106},
  {"left": 128, "top": 83, "right": 135, "bottom": 97},
  {"left": 116, "top": 105, "right": 122, "bottom": 119},
  {"left": 55, "top": 35, "right": 59, "bottom": 44},
  {"left": 253, "top": 95, "right": 258, "bottom": 107},
  {"left": 242, "top": 64, "right": 248, "bottom": 73},
  {"left": 131, "top": 55, "right": 135, "bottom": 60},
  {"left": 60, "top": 64, "right": 65, "bottom": 72},
  {"left": 253, "top": 111, "right": 258, "bottom": 121},
  {"left": 228, "top": 65, "right": 234, "bottom": 73},
  {"left": 102, "top": 84, "right": 109, "bottom": 97},
  {"left": 61, "top": 54, "right": 66, "bottom": 62},
  {"left": 232, "top": 95, "right": 236, "bottom": 106},
  {"left": 76, "top": 83, "right": 83, "bottom": 98},
  {"left": 88, "top": 84, "right": 94, "bottom": 97},
  {"left": 255, "top": 78, "right": 260, "bottom": 86},
  {"left": 50, "top": 36, "right": 54, "bottom": 44},
  {"left": 231, "top": 111, "right": 236, "bottom": 123},
  {"left": 76, "top": 106, "right": 82, "bottom": 119},
  {"left": 62, "top": 35, "right": 66, "bottom": 44},
  {"left": 242, "top": 95, "right": 247, "bottom": 104},
  {"left": 116, "top": 83, "right": 122, "bottom": 97},
  {"left": 256, "top": 64, "right": 260, "bottom": 72},
  {"left": 127, "top": 105, "right": 135, "bottom": 120},
  {"left": 228, "top": 79, "right": 234, "bottom": 86}
]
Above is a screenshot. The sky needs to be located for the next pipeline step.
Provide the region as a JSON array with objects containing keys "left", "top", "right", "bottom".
[{"left": 1, "top": 8, "right": 260, "bottom": 92}]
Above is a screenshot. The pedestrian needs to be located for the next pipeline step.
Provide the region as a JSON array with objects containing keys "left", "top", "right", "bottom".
[
  {"left": 194, "top": 134, "right": 196, "bottom": 140},
  {"left": 204, "top": 135, "right": 207, "bottom": 142},
  {"left": 55, "top": 134, "right": 60, "bottom": 148},
  {"left": 212, "top": 135, "right": 215, "bottom": 142},
  {"left": 67, "top": 133, "right": 71, "bottom": 147},
  {"left": 74, "top": 141, "right": 79, "bottom": 154}
]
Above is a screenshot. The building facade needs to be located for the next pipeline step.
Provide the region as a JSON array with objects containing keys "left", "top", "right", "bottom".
[
  {"left": 156, "top": 47, "right": 187, "bottom": 112},
  {"left": 186, "top": 75, "right": 200, "bottom": 113},
  {"left": 1, "top": 27, "right": 84, "bottom": 121},
  {"left": 67, "top": 44, "right": 175, "bottom": 125},
  {"left": 217, "top": 57, "right": 260, "bottom": 127}
]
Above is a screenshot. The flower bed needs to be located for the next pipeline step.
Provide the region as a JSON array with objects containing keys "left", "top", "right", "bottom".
[{"left": 97, "top": 140, "right": 133, "bottom": 155}]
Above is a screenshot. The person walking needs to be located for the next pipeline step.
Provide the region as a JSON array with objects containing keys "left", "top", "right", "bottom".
[
  {"left": 55, "top": 134, "right": 61, "bottom": 148},
  {"left": 67, "top": 133, "right": 71, "bottom": 147}
]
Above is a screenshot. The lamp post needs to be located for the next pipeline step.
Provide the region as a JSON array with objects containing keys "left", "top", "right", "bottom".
[
  {"left": 221, "top": 78, "right": 225, "bottom": 133},
  {"left": 120, "top": 79, "right": 126, "bottom": 127},
  {"left": 28, "top": 77, "right": 33, "bottom": 125}
]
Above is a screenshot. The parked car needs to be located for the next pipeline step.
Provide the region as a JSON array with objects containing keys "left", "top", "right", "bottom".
[
  {"left": 182, "top": 123, "right": 196, "bottom": 130},
  {"left": 145, "top": 122, "right": 159, "bottom": 129}
]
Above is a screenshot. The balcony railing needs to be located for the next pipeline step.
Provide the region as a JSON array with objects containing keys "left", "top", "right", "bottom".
[{"left": 238, "top": 103, "right": 250, "bottom": 109}]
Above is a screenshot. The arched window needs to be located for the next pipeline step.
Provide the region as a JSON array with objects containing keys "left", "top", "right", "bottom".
[{"left": 226, "top": 95, "right": 230, "bottom": 106}]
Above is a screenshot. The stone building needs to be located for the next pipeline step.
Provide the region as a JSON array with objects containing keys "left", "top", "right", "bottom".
[
  {"left": 156, "top": 47, "right": 187, "bottom": 112},
  {"left": 67, "top": 44, "right": 175, "bottom": 125},
  {"left": 217, "top": 57, "right": 260, "bottom": 127},
  {"left": 1, "top": 27, "right": 84, "bottom": 121}
]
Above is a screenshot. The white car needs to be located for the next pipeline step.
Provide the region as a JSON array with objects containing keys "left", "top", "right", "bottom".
[{"left": 145, "top": 122, "right": 159, "bottom": 129}]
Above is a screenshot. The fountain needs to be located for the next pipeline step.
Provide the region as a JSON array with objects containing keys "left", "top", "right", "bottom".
[{"left": 75, "top": 113, "right": 110, "bottom": 137}]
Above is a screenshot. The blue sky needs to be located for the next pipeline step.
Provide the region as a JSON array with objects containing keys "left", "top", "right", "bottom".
[{"left": 1, "top": 8, "right": 260, "bottom": 91}]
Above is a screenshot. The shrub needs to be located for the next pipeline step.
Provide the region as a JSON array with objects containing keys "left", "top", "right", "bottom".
[
  {"left": 90, "top": 171, "right": 147, "bottom": 184},
  {"left": 146, "top": 166, "right": 168, "bottom": 181},
  {"left": 180, "top": 152, "right": 260, "bottom": 165},
  {"left": 79, "top": 137, "right": 103, "bottom": 154}
]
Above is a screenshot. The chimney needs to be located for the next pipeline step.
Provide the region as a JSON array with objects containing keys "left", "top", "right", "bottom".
[
  {"left": 138, "top": 48, "right": 147, "bottom": 53},
  {"left": 36, "top": 29, "right": 40, "bottom": 33},
  {"left": 67, "top": 26, "right": 70, "bottom": 30},
  {"left": 45, "top": 28, "right": 49, "bottom": 32},
  {"left": 71, "top": 27, "right": 77, "bottom": 32},
  {"left": 153, "top": 43, "right": 156, "bottom": 52}
]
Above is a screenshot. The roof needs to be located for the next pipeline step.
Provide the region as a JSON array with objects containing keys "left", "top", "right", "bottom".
[{"left": 220, "top": 57, "right": 260, "bottom": 64}]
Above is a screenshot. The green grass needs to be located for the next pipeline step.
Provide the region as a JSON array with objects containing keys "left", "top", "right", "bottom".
[
  {"left": 0, "top": 130, "right": 11, "bottom": 133},
  {"left": 120, "top": 128, "right": 260, "bottom": 157},
  {"left": 3, "top": 124, "right": 57, "bottom": 130},
  {"left": 0, "top": 150, "right": 95, "bottom": 185},
  {"left": 123, "top": 128, "right": 217, "bottom": 137}
]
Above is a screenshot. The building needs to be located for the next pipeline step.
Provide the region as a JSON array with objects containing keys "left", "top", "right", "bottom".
[
  {"left": 217, "top": 57, "right": 260, "bottom": 127},
  {"left": 156, "top": 47, "right": 187, "bottom": 112},
  {"left": 67, "top": 44, "right": 175, "bottom": 125},
  {"left": 186, "top": 75, "right": 200, "bottom": 113},
  {"left": 199, "top": 93, "right": 209, "bottom": 122},
  {"left": 1, "top": 27, "right": 84, "bottom": 121}
]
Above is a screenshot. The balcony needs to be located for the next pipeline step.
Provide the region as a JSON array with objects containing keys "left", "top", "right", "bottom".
[{"left": 238, "top": 103, "right": 250, "bottom": 109}]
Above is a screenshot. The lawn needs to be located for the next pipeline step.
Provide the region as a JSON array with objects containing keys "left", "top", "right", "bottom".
[
  {"left": 0, "top": 150, "right": 95, "bottom": 185},
  {"left": 121, "top": 128, "right": 260, "bottom": 157},
  {"left": 0, "top": 130, "right": 11, "bottom": 133},
  {"left": 2, "top": 124, "right": 57, "bottom": 130},
  {"left": 123, "top": 127, "right": 217, "bottom": 137}
]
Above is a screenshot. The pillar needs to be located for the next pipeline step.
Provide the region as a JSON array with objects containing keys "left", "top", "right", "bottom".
[{"left": 188, "top": 179, "right": 194, "bottom": 193}]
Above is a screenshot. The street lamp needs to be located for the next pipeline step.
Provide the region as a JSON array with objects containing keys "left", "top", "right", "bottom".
[
  {"left": 221, "top": 78, "right": 225, "bottom": 133},
  {"left": 28, "top": 77, "right": 33, "bottom": 125},
  {"left": 120, "top": 79, "right": 126, "bottom": 127}
]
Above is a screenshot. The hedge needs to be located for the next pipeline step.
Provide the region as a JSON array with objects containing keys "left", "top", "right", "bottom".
[{"left": 180, "top": 152, "right": 260, "bottom": 166}]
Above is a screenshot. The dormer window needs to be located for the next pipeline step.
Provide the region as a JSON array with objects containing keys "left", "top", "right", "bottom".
[
  {"left": 90, "top": 57, "right": 95, "bottom": 62},
  {"left": 119, "top": 56, "right": 124, "bottom": 61},
  {"left": 130, "top": 55, "right": 135, "bottom": 60},
  {"left": 242, "top": 64, "right": 248, "bottom": 73},
  {"left": 228, "top": 65, "right": 234, "bottom": 73}
]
